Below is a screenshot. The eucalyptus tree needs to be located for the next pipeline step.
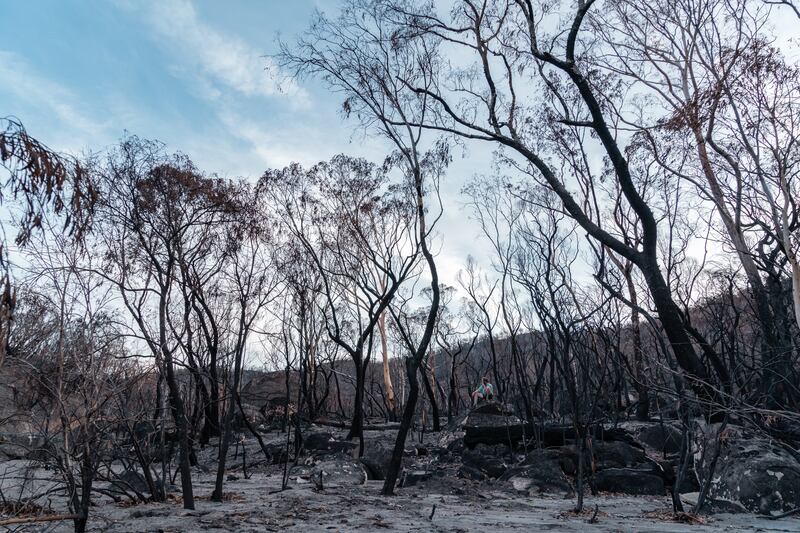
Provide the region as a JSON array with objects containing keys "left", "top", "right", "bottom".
[
  {"left": 212, "top": 184, "right": 281, "bottom": 501},
  {"left": 264, "top": 155, "right": 423, "bottom": 451},
  {"left": 302, "top": 0, "right": 742, "bottom": 407},
  {"left": 282, "top": 0, "right": 452, "bottom": 490},
  {"left": 593, "top": 0, "right": 799, "bottom": 407},
  {"left": 95, "top": 137, "right": 240, "bottom": 509},
  {"left": 0, "top": 117, "right": 96, "bottom": 363}
]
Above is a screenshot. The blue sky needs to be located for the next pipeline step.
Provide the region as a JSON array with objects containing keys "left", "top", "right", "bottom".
[
  {"left": 0, "top": 0, "right": 393, "bottom": 175},
  {"left": 0, "top": 0, "right": 489, "bottom": 285}
]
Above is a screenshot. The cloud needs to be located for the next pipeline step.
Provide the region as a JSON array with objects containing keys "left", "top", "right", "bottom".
[
  {"left": 0, "top": 51, "right": 110, "bottom": 150},
  {"left": 129, "top": 0, "right": 307, "bottom": 105},
  {"left": 217, "top": 110, "right": 326, "bottom": 170}
]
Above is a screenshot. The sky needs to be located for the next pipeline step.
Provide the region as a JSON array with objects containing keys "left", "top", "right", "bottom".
[
  {"left": 0, "top": 0, "right": 492, "bottom": 288},
  {"left": 4, "top": 1, "right": 795, "bottom": 294}
]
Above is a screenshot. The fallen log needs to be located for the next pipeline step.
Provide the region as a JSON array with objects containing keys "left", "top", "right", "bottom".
[{"left": 0, "top": 514, "right": 81, "bottom": 526}]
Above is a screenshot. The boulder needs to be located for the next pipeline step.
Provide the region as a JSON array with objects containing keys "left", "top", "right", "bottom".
[
  {"left": 694, "top": 424, "right": 800, "bottom": 515},
  {"left": 289, "top": 456, "right": 367, "bottom": 488},
  {"left": 400, "top": 470, "right": 433, "bottom": 487},
  {"left": 502, "top": 450, "right": 572, "bottom": 494},
  {"left": 0, "top": 433, "right": 49, "bottom": 460},
  {"left": 302, "top": 431, "right": 357, "bottom": 455},
  {"left": 303, "top": 431, "right": 334, "bottom": 450},
  {"left": 260, "top": 442, "right": 289, "bottom": 464},
  {"left": 461, "top": 403, "right": 523, "bottom": 446},
  {"left": 593, "top": 467, "right": 665, "bottom": 495},
  {"left": 445, "top": 437, "right": 465, "bottom": 455},
  {"left": 111, "top": 469, "right": 161, "bottom": 497},
  {"left": 680, "top": 492, "right": 748, "bottom": 514},
  {"left": 457, "top": 464, "right": 487, "bottom": 481},
  {"left": 462, "top": 445, "right": 508, "bottom": 478},
  {"left": 361, "top": 443, "right": 393, "bottom": 480},
  {"left": 592, "top": 441, "right": 646, "bottom": 469},
  {"left": 637, "top": 423, "right": 683, "bottom": 454}
]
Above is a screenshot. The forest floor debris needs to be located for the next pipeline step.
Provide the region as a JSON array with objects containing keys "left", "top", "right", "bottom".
[{"left": 26, "top": 466, "right": 797, "bottom": 532}]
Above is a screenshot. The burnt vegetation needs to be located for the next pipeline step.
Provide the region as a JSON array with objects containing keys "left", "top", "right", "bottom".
[{"left": 1, "top": 0, "right": 800, "bottom": 530}]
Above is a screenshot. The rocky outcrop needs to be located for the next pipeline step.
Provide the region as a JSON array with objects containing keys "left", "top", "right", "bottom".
[
  {"left": 637, "top": 423, "right": 683, "bottom": 454},
  {"left": 302, "top": 431, "right": 357, "bottom": 455},
  {"left": 501, "top": 449, "right": 572, "bottom": 494},
  {"left": 0, "top": 433, "right": 51, "bottom": 460},
  {"left": 593, "top": 467, "right": 665, "bottom": 495},
  {"left": 694, "top": 423, "right": 800, "bottom": 515},
  {"left": 289, "top": 456, "right": 367, "bottom": 488},
  {"left": 592, "top": 440, "right": 646, "bottom": 469},
  {"left": 360, "top": 442, "right": 393, "bottom": 480},
  {"left": 461, "top": 448, "right": 507, "bottom": 478}
]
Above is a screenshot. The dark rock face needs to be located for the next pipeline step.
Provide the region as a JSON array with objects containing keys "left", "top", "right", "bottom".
[
  {"left": 457, "top": 464, "right": 487, "bottom": 481},
  {"left": 462, "top": 403, "right": 523, "bottom": 439},
  {"left": 261, "top": 442, "right": 289, "bottom": 464},
  {"left": 502, "top": 450, "right": 572, "bottom": 494},
  {"left": 637, "top": 424, "right": 683, "bottom": 454},
  {"left": 592, "top": 441, "right": 646, "bottom": 469},
  {"left": 445, "top": 437, "right": 465, "bottom": 455},
  {"left": 536, "top": 446, "right": 588, "bottom": 476},
  {"left": 289, "top": 456, "right": 367, "bottom": 488},
  {"left": 593, "top": 467, "right": 665, "bottom": 495},
  {"left": 695, "top": 424, "right": 800, "bottom": 515},
  {"left": 111, "top": 469, "right": 161, "bottom": 497},
  {"left": 361, "top": 443, "right": 393, "bottom": 480},
  {"left": 401, "top": 470, "right": 433, "bottom": 487},
  {"left": 462, "top": 450, "right": 507, "bottom": 479},
  {"left": 0, "top": 433, "right": 49, "bottom": 460},
  {"left": 303, "top": 431, "right": 334, "bottom": 450},
  {"left": 303, "top": 431, "right": 356, "bottom": 455}
]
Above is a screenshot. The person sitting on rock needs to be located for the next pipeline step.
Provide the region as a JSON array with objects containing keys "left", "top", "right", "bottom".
[{"left": 471, "top": 376, "right": 494, "bottom": 406}]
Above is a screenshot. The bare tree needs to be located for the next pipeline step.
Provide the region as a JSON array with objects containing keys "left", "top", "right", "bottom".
[{"left": 0, "top": 117, "right": 96, "bottom": 363}]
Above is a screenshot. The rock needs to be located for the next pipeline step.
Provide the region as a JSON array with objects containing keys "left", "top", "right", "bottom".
[
  {"left": 473, "top": 443, "right": 510, "bottom": 457},
  {"left": 680, "top": 492, "right": 748, "bottom": 514},
  {"left": 694, "top": 424, "right": 800, "bottom": 515},
  {"left": 361, "top": 443, "right": 393, "bottom": 480},
  {"left": 261, "top": 442, "right": 289, "bottom": 464},
  {"left": 400, "top": 470, "right": 433, "bottom": 487},
  {"left": 462, "top": 447, "right": 507, "bottom": 478},
  {"left": 551, "top": 447, "right": 589, "bottom": 476},
  {"left": 111, "top": 469, "right": 161, "bottom": 497},
  {"left": 637, "top": 423, "right": 683, "bottom": 454},
  {"left": 303, "top": 431, "right": 334, "bottom": 450},
  {"left": 592, "top": 441, "right": 646, "bottom": 469},
  {"left": 289, "top": 456, "right": 367, "bottom": 488},
  {"left": 232, "top": 403, "right": 264, "bottom": 429},
  {"left": 0, "top": 433, "right": 49, "bottom": 460},
  {"left": 428, "top": 446, "right": 448, "bottom": 457},
  {"left": 501, "top": 451, "right": 572, "bottom": 494},
  {"left": 462, "top": 403, "right": 523, "bottom": 441},
  {"left": 593, "top": 467, "right": 665, "bottom": 495},
  {"left": 458, "top": 464, "right": 486, "bottom": 481},
  {"left": 302, "top": 432, "right": 357, "bottom": 455},
  {"left": 446, "top": 437, "right": 465, "bottom": 455}
]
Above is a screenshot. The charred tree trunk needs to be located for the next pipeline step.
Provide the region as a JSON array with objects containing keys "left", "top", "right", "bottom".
[{"left": 419, "top": 361, "right": 440, "bottom": 432}]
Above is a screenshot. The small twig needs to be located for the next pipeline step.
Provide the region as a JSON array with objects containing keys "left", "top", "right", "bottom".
[{"left": 429, "top": 504, "right": 437, "bottom": 521}]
